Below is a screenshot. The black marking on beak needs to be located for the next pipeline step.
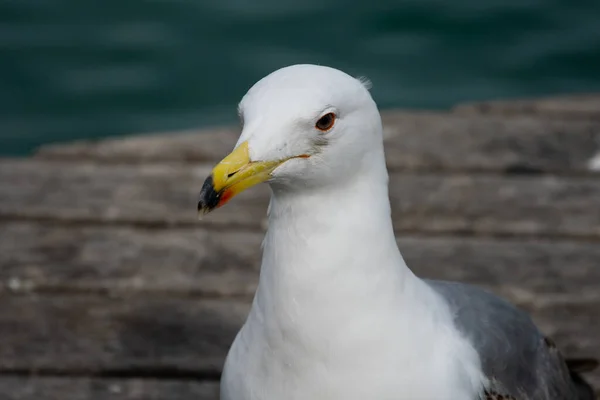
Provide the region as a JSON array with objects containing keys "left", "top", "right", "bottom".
[{"left": 197, "top": 175, "right": 220, "bottom": 212}]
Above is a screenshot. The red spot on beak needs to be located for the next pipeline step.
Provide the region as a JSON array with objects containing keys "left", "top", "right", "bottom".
[{"left": 217, "top": 188, "right": 235, "bottom": 208}]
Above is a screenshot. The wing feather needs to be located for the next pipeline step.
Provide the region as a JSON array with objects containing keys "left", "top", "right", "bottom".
[{"left": 427, "top": 280, "right": 596, "bottom": 399}]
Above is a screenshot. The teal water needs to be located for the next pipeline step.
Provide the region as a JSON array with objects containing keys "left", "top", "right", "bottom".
[{"left": 2, "top": 0, "right": 600, "bottom": 155}]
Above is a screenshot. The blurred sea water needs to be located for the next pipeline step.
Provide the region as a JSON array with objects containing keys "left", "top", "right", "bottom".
[{"left": 1, "top": 0, "right": 600, "bottom": 155}]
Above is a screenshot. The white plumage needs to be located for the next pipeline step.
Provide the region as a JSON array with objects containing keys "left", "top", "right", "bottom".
[{"left": 196, "top": 64, "right": 596, "bottom": 400}]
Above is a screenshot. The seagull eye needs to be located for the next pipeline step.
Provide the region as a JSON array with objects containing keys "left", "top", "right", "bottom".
[{"left": 315, "top": 113, "right": 336, "bottom": 132}]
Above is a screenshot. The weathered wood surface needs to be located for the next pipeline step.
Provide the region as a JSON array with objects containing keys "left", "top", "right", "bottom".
[
  {"left": 2, "top": 159, "right": 600, "bottom": 238},
  {"left": 0, "top": 377, "right": 219, "bottom": 400},
  {"left": 35, "top": 112, "right": 600, "bottom": 174},
  {"left": 0, "top": 291, "right": 597, "bottom": 379},
  {"left": 0, "top": 222, "right": 262, "bottom": 297},
  {"left": 0, "top": 295, "right": 248, "bottom": 374},
  {"left": 454, "top": 94, "right": 600, "bottom": 120},
  {"left": 2, "top": 222, "right": 600, "bottom": 296},
  {"left": 1, "top": 220, "right": 598, "bottom": 390},
  {"left": 2, "top": 96, "right": 600, "bottom": 396}
]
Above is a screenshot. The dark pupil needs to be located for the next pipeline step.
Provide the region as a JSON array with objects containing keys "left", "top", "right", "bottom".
[{"left": 319, "top": 114, "right": 331, "bottom": 127}]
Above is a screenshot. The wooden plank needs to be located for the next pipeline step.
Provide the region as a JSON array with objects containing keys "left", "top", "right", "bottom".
[
  {"left": 381, "top": 112, "right": 600, "bottom": 174},
  {"left": 453, "top": 93, "right": 600, "bottom": 120},
  {"left": 0, "top": 222, "right": 262, "bottom": 297},
  {"left": 1, "top": 222, "right": 600, "bottom": 296},
  {"left": 35, "top": 126, "right": 239, "bottom": 164},
  {"left": 388, "top": 173, "right": 600, "bottom": 238},
  {"left": 33, "top": 112, "right": 600, "bottom": 174},
  {"left": 0, "top": 377, "right": 219, "bottom": 400},
  {"left": 0, "top": 374, "right": 596, "bottom": 400},
  {"left": 1, "top": 160, "right": 599, "bottom": 238},
  {"left": 0, "top": 160, "right": 267, "bottom": 228},
  {"left": 0, "top": 295, "right": 249, "bottom": 374},
  {"left": 0, "top": 292, "right": 597, "bottom": 387}
]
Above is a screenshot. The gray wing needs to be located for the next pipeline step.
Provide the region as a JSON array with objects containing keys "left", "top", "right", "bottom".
[{"left": 427, "top": 280, "right": 596, "bottom": 400}]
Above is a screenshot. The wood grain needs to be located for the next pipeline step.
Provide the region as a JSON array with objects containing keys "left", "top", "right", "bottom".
[
  {"left": 4, "top": 96, "right": 600, "bottom": 396},
  {"left": 1, "top": 160, "right": 599, "bottom": 238},
  {"left": 1, "top": 222, "right": 599, "bottom": 296},
  {"left": 0, "top": 377, "right": 219, "bottom": 400},
  {"left": 453, "top": 94, "right": 600, "bottom": 120},
  {"left": 0, "top": 295, "right": 248, "bottom": 374},
  {"left": 0, "top": 222, "right": 262, "bottom": 296},
  {"left": 0, "top": 292, "right": 596, "bottom": 386}
]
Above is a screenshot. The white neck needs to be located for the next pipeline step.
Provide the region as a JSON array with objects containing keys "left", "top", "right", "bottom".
[
  {"left": 250, "top": 150, "right": 425, "bottom": 346},
  {"left": 225, "top": 149, "right": 486, "bottom": 400}
]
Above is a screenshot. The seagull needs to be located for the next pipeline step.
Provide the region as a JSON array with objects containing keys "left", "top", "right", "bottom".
[{"left": 197, "top": 64, "right": 597, "bottom": 400}]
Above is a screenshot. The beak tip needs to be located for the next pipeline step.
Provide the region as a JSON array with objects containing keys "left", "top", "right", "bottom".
[
  {"left": 197, "top": 175, "right": 220, "bottom": 217},
  {"left": 197, "top": 201, "right": 208, "bottom": 217},
  {"left": 196, "top": 208, "right": 208, "bottom": 220}
]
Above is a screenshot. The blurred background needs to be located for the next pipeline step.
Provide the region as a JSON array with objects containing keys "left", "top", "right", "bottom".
[
  {"left": 2, "top": 0, "right": 600, "bottom": 156},
  {"left": 1, "top": 2, "right": 600, "bottom": 398}
]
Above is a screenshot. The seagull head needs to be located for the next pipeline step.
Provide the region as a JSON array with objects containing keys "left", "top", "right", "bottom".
[{"left": 197, "top": 64, "right": 384, "bottom": 216}]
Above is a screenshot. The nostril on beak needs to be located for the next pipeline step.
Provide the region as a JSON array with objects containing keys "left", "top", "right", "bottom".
[{"left": 227, "top": 171, "right": 238, "bottom": 178}]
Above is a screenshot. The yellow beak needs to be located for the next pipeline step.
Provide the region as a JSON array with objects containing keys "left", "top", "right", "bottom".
[{"left": 197, "top": 141, "right": 308, "bottom": 216}]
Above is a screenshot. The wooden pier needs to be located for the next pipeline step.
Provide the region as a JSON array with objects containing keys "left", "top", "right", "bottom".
[{"left": 1, "top": 94, "right": 599, "bottom": 399}]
